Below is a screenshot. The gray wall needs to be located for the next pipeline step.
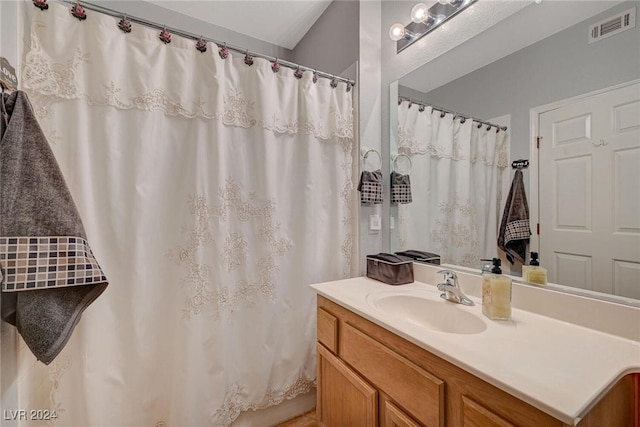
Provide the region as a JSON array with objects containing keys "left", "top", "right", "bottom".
[
  {"left": 420, "top": 2, "right": 640, "bottom": 173},
  {"left": 0, "top": 1, "right": 18, "bottom": 66},
  {"left": 292, "top": 0, "right": 359, "bottom": 80},
  {"left": 357, "top": 1, "right": 382, "bottom": 273}
]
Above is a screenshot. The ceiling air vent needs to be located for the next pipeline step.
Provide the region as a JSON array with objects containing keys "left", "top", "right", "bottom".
[{"left": 589, "top": 7, "right": 636, "bottom": 44}]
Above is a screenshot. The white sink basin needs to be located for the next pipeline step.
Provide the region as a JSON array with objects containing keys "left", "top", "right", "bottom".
[{"left": 367, "top": 292, "right": 487, "bottom": 334}]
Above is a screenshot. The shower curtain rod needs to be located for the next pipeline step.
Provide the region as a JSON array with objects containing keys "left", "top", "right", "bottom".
[
  {"left": 54, "top": 0, "right": 356, "bottom": 87},
  {"left": 399, "top": 96, "right": 507, "bottom": 131}
]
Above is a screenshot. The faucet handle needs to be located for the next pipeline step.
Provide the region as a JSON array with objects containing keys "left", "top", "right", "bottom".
[{"left": 437, "top": 269, "right": 457, "bottom": 283}]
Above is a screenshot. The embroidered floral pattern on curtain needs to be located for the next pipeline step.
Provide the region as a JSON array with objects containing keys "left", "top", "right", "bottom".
[
  {"left": 396, "top": 100, "right": 508, "bottom": 267},
  {"left": 17, "top": 3, "right": 355, "bottom": 426}
]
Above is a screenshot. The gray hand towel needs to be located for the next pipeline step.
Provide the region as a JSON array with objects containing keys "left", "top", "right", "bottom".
[
  {"left": 357, "top": 169, "right": 383, "bottom": 204},
  {"left": 498, "top": 169, "right": 530, "bottom": 264},
  {"left": 391, "top": 171, "right": 412, "bottom": 204},
  {"left": 0, "top": 90, "right": 108, "bottom": 364}
]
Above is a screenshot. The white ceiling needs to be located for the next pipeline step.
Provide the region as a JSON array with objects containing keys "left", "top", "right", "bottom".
[{"left": 144, "top": 0, "right": 332, "bottom": 50}]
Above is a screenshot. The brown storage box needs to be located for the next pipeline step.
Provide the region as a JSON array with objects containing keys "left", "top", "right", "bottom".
[
  {"left": 394, "top": 250, "right": 441, "bottom": 265},
  {"left": 366, "top": 253, "right": 414, "bottom": 285}
]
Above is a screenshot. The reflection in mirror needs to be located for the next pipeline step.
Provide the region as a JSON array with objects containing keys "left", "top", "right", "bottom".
[
  {"left": 390, "top": 1, "right": 640, "bottom": 304},
  {"left": 394, "top": 99, "right": 510, "bottom": 268}
]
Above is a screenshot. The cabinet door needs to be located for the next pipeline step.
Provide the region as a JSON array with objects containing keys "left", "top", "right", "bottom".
[
  {"left": 317, "top": 343, "right": 377, "bottom": 427},
  {"left": 340, "top": 322, "right": 444, "bottom": 427},
  {"left": 462, "top": 396, "right": 516, "bottom": 427},
  {"left": 383, "top": 400, "right": 421, "bottom": 427}
]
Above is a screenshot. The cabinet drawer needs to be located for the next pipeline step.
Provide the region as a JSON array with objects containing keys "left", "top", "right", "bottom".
[
  {"left": 317, "top": 308, "right": 338, "bottom": 353},
  {"left": 341, "top": 322, "right": 445, "bottom": 427}
]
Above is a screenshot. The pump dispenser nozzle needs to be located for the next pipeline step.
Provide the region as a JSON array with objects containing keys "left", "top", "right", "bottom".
[
  {"left": 530, "top": 252, "right": 539, "bottom": 266},
  {"left": 491, "top": 257, "right": 502, "bottom": 274}
]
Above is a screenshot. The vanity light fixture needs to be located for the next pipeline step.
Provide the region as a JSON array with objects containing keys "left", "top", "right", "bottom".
[
  {"left": 389, "top": 23, "right": 407, "bottom": 41},
  {"left": 390, "top": 0, "right": 478, "bottom": 53},
  {"left": 389, "top": 23, "right": 418, "bottom": 42}
]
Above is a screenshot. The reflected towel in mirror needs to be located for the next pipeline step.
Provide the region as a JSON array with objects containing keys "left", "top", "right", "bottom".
[
  {"left": 498, "top": 169, "right": 530, "bottom": 264},
  {"left": 358, "top": 169, "right": 383, "bottom": 204},
  {"left": 391, "top": 171, "right": 412, "bottom": 204}
]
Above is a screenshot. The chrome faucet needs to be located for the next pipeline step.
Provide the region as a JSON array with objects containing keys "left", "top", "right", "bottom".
[{"left": 436, "top": 270, "right": 474, "bottom": 306}]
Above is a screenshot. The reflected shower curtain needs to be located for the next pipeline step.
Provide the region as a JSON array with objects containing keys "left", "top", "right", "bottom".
[
  {"left": 397, "top": 101, "right": 508, "bottom": 267},
  {"left": 14, "top": 3, "right": 355, "bottom": 426}
]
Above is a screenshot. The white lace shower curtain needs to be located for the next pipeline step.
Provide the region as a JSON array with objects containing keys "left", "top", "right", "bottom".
[
  {"left": 13, "top": 3, "right": 355, "bottom": 426},
  {"left": 397, "top": 100, "right": 508, "bottom": 267}
]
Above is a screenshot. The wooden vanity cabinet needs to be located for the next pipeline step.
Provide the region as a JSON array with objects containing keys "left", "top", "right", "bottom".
[{"left": 316, "top": 295, "right": 639, "bottom": 427}]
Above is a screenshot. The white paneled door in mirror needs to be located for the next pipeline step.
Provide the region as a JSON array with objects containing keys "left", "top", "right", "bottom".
[{"left": 538, "top": 82, "right": 640, "bottom": 300}]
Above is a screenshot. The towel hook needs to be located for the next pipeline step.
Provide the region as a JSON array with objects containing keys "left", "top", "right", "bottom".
[
  {"left": 361, "top": 148, "right": 382, "bottom": 171},
  {"left": 511, "top": 159, "right": 529, "bottom": 169},
  {"left": 392, "top": 153, "right": 412, "bottom": 175}
]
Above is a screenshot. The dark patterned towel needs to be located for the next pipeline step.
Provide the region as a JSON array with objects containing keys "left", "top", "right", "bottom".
[
  {"left": 498, "top": 169, "right": 530, "bottom": 264},
  {"left": 0, "top": 90, "right": 108, "bottom": 364},
  {"left": 357, "top": 169, "right": 383, "bottom": 204},
  {"left": 391, "top": 171, "right": 412, "bottom": 204}
]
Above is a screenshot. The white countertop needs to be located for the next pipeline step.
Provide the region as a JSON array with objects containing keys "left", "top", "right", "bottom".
[{"left": 310, "top": 276, "right": 640, "bottom": 426}]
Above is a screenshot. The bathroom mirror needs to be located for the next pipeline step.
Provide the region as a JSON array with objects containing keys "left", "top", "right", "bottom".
[{"left": 389, "top": 1, "right": 640, "bottom": 304}]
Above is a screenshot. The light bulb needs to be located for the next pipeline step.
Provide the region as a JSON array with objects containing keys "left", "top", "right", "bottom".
[
  {"left": 389, "top": 23, "right": 406, "bottom": 41},
  {"left": 411, "top": 3, "right": 429, "bottom": 23}
]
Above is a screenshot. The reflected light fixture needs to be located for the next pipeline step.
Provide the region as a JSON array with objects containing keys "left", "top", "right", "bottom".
[
  {"left": 390, "top": 0, "right": 478, "bottom": 53},
  {"left": 411, "top": 3, "right": 430, "bottom": 23},
  {"left": 389, "top": 23, "right": 406, "bottom": 41}
]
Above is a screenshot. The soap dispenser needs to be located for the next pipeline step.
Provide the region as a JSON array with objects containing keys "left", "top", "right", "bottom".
[
  {"left": 523, "top": 252, "right": 548, "bottom": 286},
  {"left": 480, "top": 258, "right": 493, "bottom": 314},
  {"left": 482, "top": 258, "right": 512, "bottom": 320}
]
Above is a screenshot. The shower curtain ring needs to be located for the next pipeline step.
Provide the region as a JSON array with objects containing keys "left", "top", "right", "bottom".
[
  {"left": 294, "top": 66, "right": 304, "bottom": 79},
  {"left": 196, "top": 37, "right": 207, "bottom": 53},
  {"left": 271, "top": 57, "right": 280, "bottom": 73},
  {"left": 70, "top": 0, "right": 87, "bottom": 20},
  {"left": 219, "top": 42, "right": 229, "bottom": 59},
  {"left": 244, "top": 50, "right": 254, "bottom": 66},
  {"left": 118, "top": 14, "right": 132, "bottom": 33},
  {"left": 32, "top": 0, "right": 49, "bottom": 10},
  {"left": 159, "top": 27, "right": 172, "bottom": 44}
]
